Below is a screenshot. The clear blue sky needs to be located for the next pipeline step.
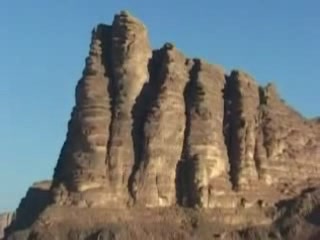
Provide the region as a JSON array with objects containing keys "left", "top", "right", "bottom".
[{"left": 0, "top": 0, "right": 319, "bottom": 212}]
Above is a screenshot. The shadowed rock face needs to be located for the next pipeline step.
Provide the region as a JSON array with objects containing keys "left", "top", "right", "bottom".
[
  {"left": 2, "top": 181, "right": 51, "bottom": 239},
  {"left": 0, "top": 213, "right": 14, "bottom": 239},
  {"left": 224, "top": 71, "right": 261, "bottom": 190},
  {"left": 5, "top": 10, "right": 320, "bottom": 240}
]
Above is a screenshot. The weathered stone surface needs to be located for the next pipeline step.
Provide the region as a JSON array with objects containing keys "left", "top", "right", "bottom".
[
  {"left": 224, "top": 70, "right": 261, "bottom": 191},
  {"left": 183, "top": 59, "right": 232, "bottom": 207},
  {"left": 258, "top": 84, "right": 320, "bottom": 187},
  {"left": 132, "top": 44, "right": 189, "bottom": 207},
  {"left": 106, "top": 10, "right": 152, "bottom": 204},
  {"left": 0, "top": 212, "right": 14, "bottom": 239},
  {"left": 5, "top": 10, "right": 320, "bottom": 240},
  {"left": 51, "top": 25, "right": 114, "bottom": 207},
  {"left": 50, "top": 11, "right": 320, "bottom": 211}
]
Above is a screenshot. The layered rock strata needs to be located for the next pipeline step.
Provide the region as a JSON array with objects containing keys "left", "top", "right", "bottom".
[
  {"left": 183, "top": 59, "right": 233, "bottom": 208},
  {"left": 259, "top": 84, "right": 320, "bottom": 183},
  {"left": 107, "top": 11, "right": 152, "bottom": 203},
  {"left": 132, "top": 44, "right": 189, "bottom": 207},
  {"left": 52, "top": 25, "right": 113, "bottom": 207},
  {"left": 224, "top": 71, "right": 261, "bottom": 190},
  {"left": 4, "top": 10, "right": 320, "bottom": 240},
  {"left": 48, "top": 11, "right": 320, "bottom": 211}
]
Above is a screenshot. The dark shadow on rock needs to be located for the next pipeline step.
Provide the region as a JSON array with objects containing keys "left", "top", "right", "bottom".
[
  {"left": 175, "top": 160, "right": 189, "bottom": 206},
  {"left": 128, "top": 50, "right": 163, "bottom": 202},
  {"left": 88, "top": 224, "right": 122, "bottom": 240},
  {"left": 306, "top": 207, "right": 320, "bottom": 225},
  {"left": 176, "top": 59, "right": 200, "bottom": 207},
  {"left": 128, "top": 81, "right": 151, "bottom": 201},
  {"left": 5, "top": 184, "right": 51, "bottom": 236}
]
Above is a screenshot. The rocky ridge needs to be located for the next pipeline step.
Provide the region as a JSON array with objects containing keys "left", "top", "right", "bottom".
[{"left": 4, "top": 10, "right": 320, "bottom": 240}]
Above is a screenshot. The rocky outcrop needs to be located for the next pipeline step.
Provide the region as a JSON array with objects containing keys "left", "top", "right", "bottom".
[
  {"left": 107, "top": 11, "right": 152, "bottom": 204},
  {"left": 224, "top": 71, "right": 261, "bottom": 190},
  {"left": 5, "top": 181, "right": 51, "bottom": 236},
  {"left": 52, "top": 25, "right": 112, "bottom": 207},
  {"left": 183, "top": 59, "right": 232, "bottom": 208},
  {"left": 51, "top": 11, "right": 152, "bottom": 207},
  {"left": 50, "top": 10, "right": 320, "bottom": 210},
  {"left": 0, "top": 212, "right": 14, "bottom": 239},
  {"left": 258, "top": 84, "right": 320, "bottom": 187},
  {"left": 132, "top": 44, "right": 188, "bottom": 207},
  {"left": 5, "top": 10, "right": 320, "bottom": 240}
]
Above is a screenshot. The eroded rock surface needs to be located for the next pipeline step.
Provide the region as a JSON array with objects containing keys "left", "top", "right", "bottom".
[
  {"left": 183, "top": 59, "right": 232, "bottom": 208},
  {"left": 44, "top": 9, "right": 320, "bottom": 214},
  {"left": 5, "top": 10, "right": 320, "bottom": 240},
  {"left": 259, "top": 84, "right": 320, "bottom": 187},
  {"left": 132, "top": 44, "right": 189, "bottom": 207},
  {"left": 52, "top": 25, "right": 113, "bottom": 207},
  {"left": 224, "top": 70, "right": 261, "bottom": 190},
  {"left": 107, "top": 11, "right": 152, "bottom": 204}
]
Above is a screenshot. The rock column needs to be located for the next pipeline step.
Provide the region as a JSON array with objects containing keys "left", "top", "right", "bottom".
[
  {"left": 184, "top": 60, "right": 232, "bottom": 207},
  {"left": 52, "top": 26, "right": 112, "bottom": 206},
  {"left": 225, "top": 71, "right": 260, "bottom": 190},
  {"left": 107, "top": 11, "right": 152, "bottom": 202},
  {"left": 133, "top": 44, "right": 189, "bottom": 207}
]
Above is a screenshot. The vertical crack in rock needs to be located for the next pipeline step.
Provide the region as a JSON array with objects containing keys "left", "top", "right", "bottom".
[
  {"left": 132, "top": 43, "right": 189, "bottom": 207},
  {"left": 128, "top": 82, "right": 150, "bottom": 202},
  {"left": 52, "top": 25, "right": 112, "bottom": 207},
  {"left": 253, "top": 86, "right": 268, "bottom": 180},
  {"left": 100, "top": 24, "right": 115, "bottom": 166},
  {"left": 224, "top": 70, "right": 261, "bottom": 191},
  {"left": 184, "top": 60, "right": 232, "bottom": 208},
  {"left": 106, "top": 11, "right": 152, "bottom": 203},
  {"left": 223, "top": 73, "right": 234, "bottom": 188},
  {"left": 129, "top": 49, "right": 164, "bottom": 205},
  {"left": 128, "top": 53, "right": 157, "bottom": 203},
  {"left": 176, "top": 58, "right": 195, "bottom": 207}
]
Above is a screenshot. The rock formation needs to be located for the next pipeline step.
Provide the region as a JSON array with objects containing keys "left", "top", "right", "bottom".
[
  {"left": 4, "top": 10, "right": 320, "bottom": 240},
  {"left": 224, "top": 71, "right": 261, "bottom": 190},
  {"left": 107, "top": 11, "right": 151, "bottom": 205},
  {"left": 131, "top": 44, "right": 189, "bottom": 207},
  {"left": 182, "top": 59, "right": 232, "bottom": 208},
  {"left": 52, "top": 25, "right": 112, "bottom": 207},
  {"left": 0, "top": 213, "right": 13, "bottom": 239}
]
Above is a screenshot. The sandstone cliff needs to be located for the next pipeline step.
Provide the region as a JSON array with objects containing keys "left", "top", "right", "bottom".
[
  {"left": 51, "top": 11, "right": 320, "bottom": 210},
  {"left": 4, "top": 10, "right": 320, "bottom": 240}
]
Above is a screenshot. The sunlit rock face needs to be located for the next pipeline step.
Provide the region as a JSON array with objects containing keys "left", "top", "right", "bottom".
[
  {"left": 182, "top": 59, "right": 232, "bottom": 208},
  {"left": 131, "top": 44, "right": 189, "bottom": 207},
  {"left": 107, "top": 11, "right": 152, "bottom": 204},
  {"left": 52, "top": 24, "right": 114, "bottom": 207},
  {"left": 50, "top": 11, "right": 320, "bottom": 210},
  {"left": 4, "top": 9, "right": 320, "bottom": 240}
]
